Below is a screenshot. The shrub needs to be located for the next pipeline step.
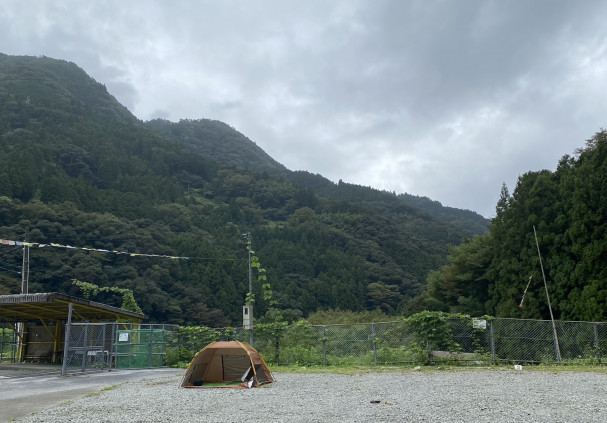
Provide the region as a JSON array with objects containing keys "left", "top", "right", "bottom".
[{"left": 277, "top": 346, "right": 323, "bottom": 366}]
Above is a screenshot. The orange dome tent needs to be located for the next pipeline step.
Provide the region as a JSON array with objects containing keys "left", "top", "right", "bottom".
[{"left": 181, "top": 341, "right": 274, "bottom": 389}]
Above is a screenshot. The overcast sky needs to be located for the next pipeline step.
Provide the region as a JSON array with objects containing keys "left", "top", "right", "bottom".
[{"left": 2, "top": 1, "right": 606, "bottom": 217}]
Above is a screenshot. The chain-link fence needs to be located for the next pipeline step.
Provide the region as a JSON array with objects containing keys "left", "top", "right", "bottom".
[
  {"left": 192, "top": 317, "right": 607, "bottom": 367},
  {"left": 0, "top": 321, "right": 18, "bottom": 363},
  {"left": 7, "top": 316, "right": 606, "bottom": 369},
  {"left": 62, "top": 323, "right": 178, "bottom": 373}
]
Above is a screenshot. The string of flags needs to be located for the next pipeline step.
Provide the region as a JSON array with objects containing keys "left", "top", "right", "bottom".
[
  {"left": 519, "top": 275, "right": 533, "bottom": 308},
  {"left": 0, "top": 238, "right": 190, "bottom": 260}
]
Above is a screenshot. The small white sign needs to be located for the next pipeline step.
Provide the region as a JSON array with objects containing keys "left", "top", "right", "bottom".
[
  {"left": 472, "top": 319, "right": 487, "bottom": 330},
  {"left": 118, "top": 332, "right": 129, "bottom": 342}
]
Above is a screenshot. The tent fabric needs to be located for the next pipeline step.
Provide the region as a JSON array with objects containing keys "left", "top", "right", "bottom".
[{"left": 181, "top": 341, "right": 274, "bottom": 389}]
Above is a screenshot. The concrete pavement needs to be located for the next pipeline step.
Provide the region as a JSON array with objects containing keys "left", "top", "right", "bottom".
[{"left": 0, "top": 367, "right": 181, "bottom": 422}]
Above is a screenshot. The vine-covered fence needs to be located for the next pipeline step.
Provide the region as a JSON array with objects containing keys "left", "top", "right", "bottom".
[{"left": 166, "top": 315, "right": 607, "bottom": 367}]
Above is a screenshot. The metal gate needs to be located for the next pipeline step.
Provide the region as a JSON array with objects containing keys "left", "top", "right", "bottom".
[{"left": 61, "top": 322, "right": 115, "bottom": 373}]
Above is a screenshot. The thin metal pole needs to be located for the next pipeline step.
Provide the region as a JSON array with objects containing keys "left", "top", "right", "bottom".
[
  {"left": 533, "top": 225, "right": 561, "bottom": 364},
  {"left": 61, "top": 303, "right": 73, "bottom": 376}
]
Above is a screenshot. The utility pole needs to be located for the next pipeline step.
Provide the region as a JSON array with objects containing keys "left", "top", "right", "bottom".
[
  {"left": 21, "top": 242, "right": 29, "bottom": 294},
  {"left": 247, "top": 233, "right": 254, "bottom": 346},
  {"left": 18, "top": 239, "right": 30, "bottom": 362}
]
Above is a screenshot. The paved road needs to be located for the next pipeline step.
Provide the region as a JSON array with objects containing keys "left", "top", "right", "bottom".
[{"left": 0, "top": 367, "right": 180, "bottom": 422}]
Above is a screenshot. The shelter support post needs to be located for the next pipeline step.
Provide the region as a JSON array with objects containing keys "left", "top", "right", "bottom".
[
  {"left": 61, "top": 303, "right": 73, "bottom": 376},
  {"left": 17, "top": 322, "right": 26, "bottom": 362}
]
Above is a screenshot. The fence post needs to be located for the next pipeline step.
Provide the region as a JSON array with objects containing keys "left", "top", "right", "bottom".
[
  {"left": 371, "top": 323, "right": 377, "bottom": 364},
  {"left": 149, "top": 327, "right": 154, "bottom": 368},
  {"left": 61, "top": 303, "right": 73, "bottom": 376},
  {"left": 322, "top": 326, "right": 327, "bottom": 366},
  {"left": 594, "top": 323, "right": 601, "bottom": 364},
  {"left": 81, "top": 323, "right": 89, "bottom": 372},
  {"left": 0, "top": 325, "right": 4, "bottom": 362},
  {"left": 128, "top": 323, "right": 133, "bottom": 368},
  {"left": 109, "top": 323, "right": 116, "bottom": 371},
  {"left": 490, "top": 320, "right": 496, "bottom": 364},
  {"left": 101, "top": 324, "right": 107, "bottom": 369}
]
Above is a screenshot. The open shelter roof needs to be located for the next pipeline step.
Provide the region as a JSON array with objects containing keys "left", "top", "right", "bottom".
[{"left": 0, "top": 292, "right": 144, "bottom": 323}]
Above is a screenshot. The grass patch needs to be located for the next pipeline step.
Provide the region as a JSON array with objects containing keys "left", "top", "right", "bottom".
[
  {"left": 85, "top": 383, "right": 121, "bottom": 398},
  {"left": 270, "top": 363, "right": 607, "bottom": 375},
  {"left": 270, "top": 364, "right": 427, "bottom": 375}
]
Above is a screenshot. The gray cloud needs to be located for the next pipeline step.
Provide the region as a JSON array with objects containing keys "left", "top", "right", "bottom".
[{"left": 2, "top": 0, "right": 606, "bottom": 217}]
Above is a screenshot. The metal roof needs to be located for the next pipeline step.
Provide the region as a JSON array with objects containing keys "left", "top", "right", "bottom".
[{"left": 0, "top": 292, "right": 145, "bottom": 323}]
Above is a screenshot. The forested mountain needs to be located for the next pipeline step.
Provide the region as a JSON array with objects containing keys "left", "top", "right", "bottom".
[
  {"left": 396, "top": 193, "right": 489, "bottom": 236},
  {"left": 425, "top": 131, "right": 607, "bottom": 321},
  {"left": 0, "top": 54, "right": 485, "bottom": 325},
  {"left": 144, "top": 119, "right": 489, "bottom": 237}
]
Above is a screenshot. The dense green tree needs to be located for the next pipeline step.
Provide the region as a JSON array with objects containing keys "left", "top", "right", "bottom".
[{"left": 430, "top": 131, "right": 607, "bottom": 322}]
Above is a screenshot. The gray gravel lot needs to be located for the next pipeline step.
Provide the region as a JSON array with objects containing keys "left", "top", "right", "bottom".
[{"left": 15, "top": 369, "right": 607, "bottom": 422}]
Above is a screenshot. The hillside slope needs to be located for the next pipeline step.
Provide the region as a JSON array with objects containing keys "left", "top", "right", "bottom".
[{"left": 0, "top": 54, "right": 483, "bottom": 324}]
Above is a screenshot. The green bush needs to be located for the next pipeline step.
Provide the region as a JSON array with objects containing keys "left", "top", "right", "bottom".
[
  {"left": 277, "top": 346, "right": 323, "bottom": 366},
  {"left": 164, "top": 325, "right": 221, "bottom": 367},
  {"left": 164, "top": 346, "right": 196, "bottom": 367},
  {"left": 376, "top": 345, "right": 425, "bottom": 364}
]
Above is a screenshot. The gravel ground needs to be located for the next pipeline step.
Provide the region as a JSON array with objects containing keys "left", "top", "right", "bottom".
[{"left": 15, "top": 369, "right": 606, "bottom": 423}]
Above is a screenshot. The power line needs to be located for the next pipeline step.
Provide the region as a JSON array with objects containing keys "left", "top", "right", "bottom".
[
  {"left": 0, "top": 265, "right": 20, "bottom": 274},
  {"left": 0, "top": 259, "right": 21, "bottom": 269}
]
